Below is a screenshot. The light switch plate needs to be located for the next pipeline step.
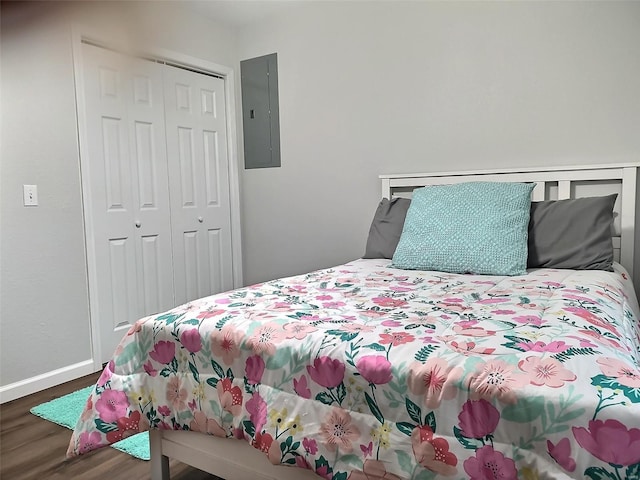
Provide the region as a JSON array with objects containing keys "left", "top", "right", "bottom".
[{"left": 23, "top": 185, "right": 38, "bottom": 206}]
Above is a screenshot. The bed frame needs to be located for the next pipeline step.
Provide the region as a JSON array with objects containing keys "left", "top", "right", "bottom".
[{"left": 150, "top": 162, "right": 639, "bottom": 480}]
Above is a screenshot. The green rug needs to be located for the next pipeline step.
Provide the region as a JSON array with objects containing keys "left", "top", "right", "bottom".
[{"left": 30, "top": 386, "right": 150, "bottom": 460}]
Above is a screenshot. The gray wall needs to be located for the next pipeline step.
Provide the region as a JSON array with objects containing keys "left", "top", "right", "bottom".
[
  {"left": 0, "top": 1, "right": 238, "bottom": 388},
  {"left": 2, "top": 0, "right": 640, "bottom": 393},
  {"left": 236, "top": 1, "right": 640, "bottom": 286}
]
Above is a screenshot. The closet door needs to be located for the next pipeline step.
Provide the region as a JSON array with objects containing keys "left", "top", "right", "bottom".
[
  {"left": 163, "top": 65, "right": 234, "bottom": 305},
  {"left": 81, "top": 43, "right": 174, "bottom": 362}
]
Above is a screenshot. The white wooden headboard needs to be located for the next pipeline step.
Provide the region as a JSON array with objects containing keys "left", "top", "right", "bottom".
[{"left": 380, "top": 163, "right": 640, "bottom": 285}]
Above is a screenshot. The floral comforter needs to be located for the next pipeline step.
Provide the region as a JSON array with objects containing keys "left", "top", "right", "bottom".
[{"left": 68, "top": 259, "right": 640, "bottom": 480}]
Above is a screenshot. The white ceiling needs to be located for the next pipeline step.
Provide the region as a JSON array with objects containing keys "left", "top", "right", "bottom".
[{"left": 184, "top": 0, "right": 298, "bottom": 28}]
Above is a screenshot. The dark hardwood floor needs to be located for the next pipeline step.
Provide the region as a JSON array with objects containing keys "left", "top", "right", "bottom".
[{"left": 0, "top": 372, "right": 220, "bottom": 480}]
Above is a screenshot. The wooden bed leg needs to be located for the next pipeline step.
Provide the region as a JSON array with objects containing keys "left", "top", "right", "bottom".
[{"left": 149, "top": 430, "right": 170, "bottom": 480}]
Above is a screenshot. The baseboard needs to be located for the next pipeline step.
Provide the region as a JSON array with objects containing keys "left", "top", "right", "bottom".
[{"left": 0, "top": 359, "right": 95, "bottom": 404}]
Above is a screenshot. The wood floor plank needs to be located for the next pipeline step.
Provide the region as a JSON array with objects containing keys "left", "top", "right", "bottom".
[{"left": 0, "top": 373, "right": 220, "bottom": 480}]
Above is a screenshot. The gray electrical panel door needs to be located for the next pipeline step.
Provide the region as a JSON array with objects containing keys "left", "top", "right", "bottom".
[{"left": 241, "top": 53, "right": 280, "bottom": 169}]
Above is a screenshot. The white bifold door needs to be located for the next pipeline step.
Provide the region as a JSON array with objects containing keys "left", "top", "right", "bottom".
[{"left": 80, "top": 43, "right": 234, "bottom": 363}]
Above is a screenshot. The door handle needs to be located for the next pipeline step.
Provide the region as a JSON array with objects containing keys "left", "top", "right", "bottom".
[
  {"left": 198, "top": 216, "right": 203, "bottom": 223},
  {"left": 135, "top": 221, "right": 141, "bottom": 228}
]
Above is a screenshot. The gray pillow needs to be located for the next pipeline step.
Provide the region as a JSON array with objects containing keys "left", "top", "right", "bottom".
[
  {"left": 527, "top": 194, "right": 618, "bottom": 271},
  {"left": 363, "top": 198, "right": 411, "bottom": 259}
]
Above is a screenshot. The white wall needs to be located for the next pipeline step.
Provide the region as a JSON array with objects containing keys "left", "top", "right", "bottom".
[
  {"left": 236, "top": 1, "right": 640, "bottom": 286},
  {"left": 0, "top": 0, "right": 238, "bottom": 398}
]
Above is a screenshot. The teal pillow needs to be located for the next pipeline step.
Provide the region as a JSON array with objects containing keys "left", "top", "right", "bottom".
[{"left": 392, "top": 181, "right": 535, "bottom": 276}]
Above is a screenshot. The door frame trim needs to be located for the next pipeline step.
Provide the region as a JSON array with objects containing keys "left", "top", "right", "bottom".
[{"left": 71, "top": 28, "right": 244, "bottom": 370}]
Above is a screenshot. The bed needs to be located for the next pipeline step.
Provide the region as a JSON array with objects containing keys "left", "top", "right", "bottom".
[{"left": 68, "top": 164, "right": 640, "bottom": 480}]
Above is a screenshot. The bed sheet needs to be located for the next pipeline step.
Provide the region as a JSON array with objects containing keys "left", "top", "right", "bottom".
[{"left": 68, "top": 259, "right": 640, "bottom": 480}]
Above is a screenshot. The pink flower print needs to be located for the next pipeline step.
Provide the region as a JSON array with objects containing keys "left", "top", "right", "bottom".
[
  {"left": 518, "top": 357, "right": 576, "bottom": 388},
  {"left": 95, "top": 389, "right": 129, "bottom": 423},
  {"left": 446, "top": 339, "right": 495, "bottom": 356},
  {"left": 316, "top": 295, "right": 333, "bottom": 301},
  {"left": 157, "top": 405, "right": 171, "bottom": 417},
  {"left": 320, "top": 407, "right": 361, "bottom": 453},
  {"left": 573, "top": 419, "right": 640, "bottom": 466},
  {"left": 347, "top": 459, "right": 402, "bottom": 480},
  {"left": 293, "top": 375, "right": 312, "bottom": 399},
  {"left": 216, "top": 377, "right": 243, "bottom": 417},
  {"left": 127, "top": 318, "right": 146, "bottom": 336},
  {"left": 512, "top": 315, "right": 543, "bottom": 327},
  {"left": 283, "top": 322, "right": 318, "bottom": 340},
  {"left": 597, "top": 357, "right": 640, "bottom": 388},
  {"left": 468, "top": 359, "right": 528, "bottom": 404},
  {"left": 166, "top": 376, "right": 188, "bottom": 410},
  {"left": 360, "top": 309, "right": 387, "bottom": 319},
  {"left": 379, "top": 332, "right": 415, "bottom": 346},
  {"left": 356, "top": 355, "right": 393, "bottom": 385},
  {"left": 411, "top": 426, "right": 458, "bottom": 476},
  {"left": 407, "top": 358, "right": 462, "bottom": 409},
  {"left": 210, "top": 325, "right": 242, "bottom": 366},
  {"left": 197, "top": 308, "right": 225, "bottom": 319},
  {"left": 307, "top": 356, "right": 345, "bottom": 388},
  {"left": 247, "top": 322, "right": 284, "bottom": 356},
  {"left": 341, "top": 323, "right": 375, "bottom": 333},
  {"left": 577, "top": 329, "right": 623, "bottom": 350},
  {"left": 245, "top": 355, "right": 265, "bottom": 385},
  {"left": 491, "top": 310, "right": 516, "bottom": 315},
  {"left": 149, "top": 341, "right": 176, "bottom": 364},
  {"left": 381, "top": 319, "right": 402, "bottom": 327},
  {"left": 457, "top": 399, "right": 500, "bottom": 439},
  {"left": 78, "top": 431, "right": 103, "bottom": 454},
  {"left": 97, "top": 360, "right": 114, "bottom": 387},
  {"left": 372, "top": 297, "right": 408, "bottom": 308},
  {"left": 252, "top": 430, "right": 280, "bottom": 464},
  {"left": 477, "top": 298, "right": 510, "bottom": 305},
  {"left": 463, "top": 445, "right": 517, "bottom": 480},
  {"left": 564, "top": 307, "right": 617, "bottom": 335},
  {"left": 143, "top": 360, "right": 158, "bottom": 377},
  {"left": 180, "top": 329, "right": 201, "bottom": 354},
  {"left": 517, "top": 341, "right": 570, "bottom": 353},
  {"left": 80, "top": 395, "right": 94, "bottom": 422},
  {"left": 106, "top": 410, "right": 149, "bottom": 444},
  {"left": 323, "top": 301, "right": 346, "bottom": 309},
  {"left": 246, "top": 392, "right": 267, "bottom": 433},
  {"left": 566, "top": 334, "right": 598, "bottom": 349},
  {"left": 303, "top": 437, "right": 318, "bottom": 455},
  {"left": 547, "top": 438, "right": 576, "bottom": 472},
  {"left": 190, "top": 411, "right": 226, "bottom": 437},
  {"left": 452, "top": 322, "right": 495, "bottom": 337}
]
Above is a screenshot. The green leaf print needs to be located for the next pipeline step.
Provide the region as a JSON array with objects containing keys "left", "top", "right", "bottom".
[
  {"left": 188, "top": 361, "right": 200, "bottom": 383},
  {"left": 266, "top": 347, "right": 292, "bottom": 370},
  {"left": 395, "top": 449, "right": 414, "bottom": 474},
  {"left": 501, "top": 395, "right": 545, "bottom": 422},
  {"left": 365, "top": 392, "right": 384, "bottom": 424},
  {"left": 552, "top": 347, "right": 601, "bottom": 363},
  {"left": 453, "top": 426, "right": 478, "bottom": 451},
  {"left": 363, "top": 343, "right": 386, "bottom": 352},
  {"left": 626, "top": 463, "right": 640, "bottom": 480},
  {"left": 584, "top": 466, "right": 617, "bottom": 480},
  {"left": 114, "top": 342, "right": 141, "bottom": 366},
  {"left": 211, "top": 359, "right": 225, "bottom": 378},
  {"left": 396, "top": 422, "right": 415, "bottom": 437},
  {"left": 95, "top": 418, "right": 118, "bottom": 433},
  {"left": 414, "top": 345, "right": 439, "bottom": 363},
  {"left": 316, "top": 392, "right": 334, "bottom": 406},
  {"left": 405, "top": 398, "right": 422, "bottom": 425},
  {"left": 156, "top": 312, "right": 184, "bottom": 325},
  {"left": 424, "top": 411, "right": 436, "bottom": 432}
]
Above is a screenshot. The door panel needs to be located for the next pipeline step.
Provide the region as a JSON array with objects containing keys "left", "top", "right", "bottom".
[
  {"left": 164, "top": 65, "right": 233, "bottom": 305},
  {"left": 82, "top": 43, "right": 174, "bottom": 362}
]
